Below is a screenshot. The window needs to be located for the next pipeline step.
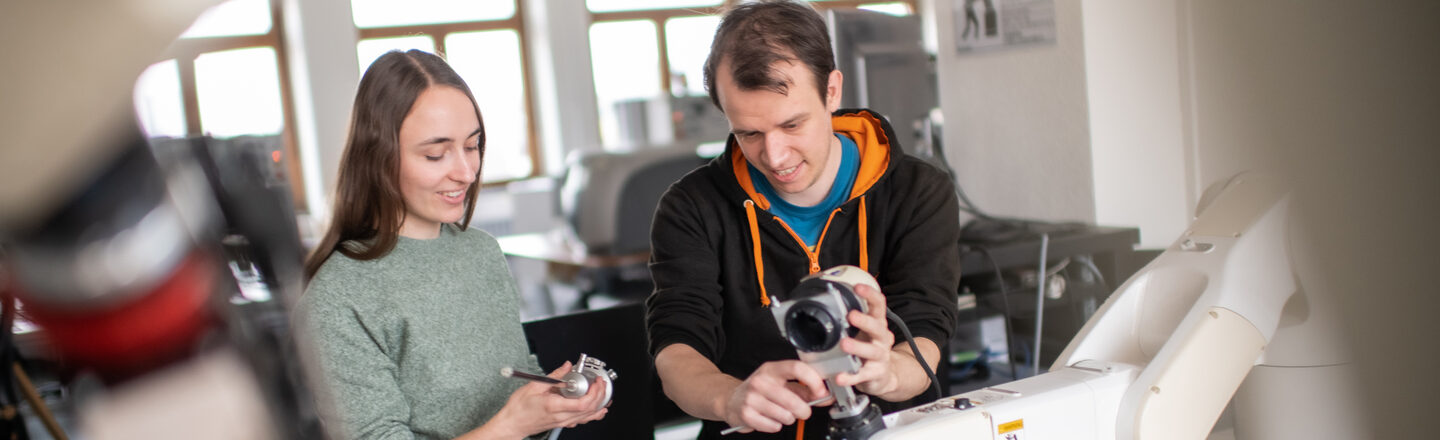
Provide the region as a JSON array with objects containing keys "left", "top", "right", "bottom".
[
  {"left": 353, "top": 0, "right": 538, "bottom": 184},
  {"left": 134, "top": 61, "right": 186, "bottom": 140},
  {"left": 817, "top": 0, "right": 918, "bottom": 15},
  {"left": 446, "top": 30, "right": 532, "bottom": 181},
  {"left": 183, "top": 0, "right": 274, "bottom": 37},
  {"left": 356, "top": 36, "right": 437, "bottom": 73},
  {"left": 586, "top": 0, "right": 916, "bottom": 149},
  {"left": 856, "top": 2, "right": 914, "bottom": 16},
  {"left": 664, "top": 16, "right": 722, "bottom": 98},
  {"left": 351, "top": 0, "right": 515, "bottom": 28},
  {"left": 195, "top": 47, "right": 285, "bottom": 138},
  {"left": 132, "top": 0, "right": 306, "bottom": 211},
  {"left": 587, "top": 0, "right": 721, "bottom": 13},
  {"left": 589, "top": 20, "right": 663, "bottom": 148}
]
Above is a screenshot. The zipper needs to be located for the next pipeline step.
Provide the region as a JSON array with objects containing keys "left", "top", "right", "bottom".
[{"left": 770, "top": 208, "right": 846, "bottom": 275}]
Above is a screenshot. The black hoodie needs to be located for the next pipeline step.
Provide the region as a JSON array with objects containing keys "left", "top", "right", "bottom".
[{"left": 646, "top": 109, "right": 962, "bottom": 439}]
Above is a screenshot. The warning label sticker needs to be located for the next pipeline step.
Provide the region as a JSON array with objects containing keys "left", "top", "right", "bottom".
[{"left": 998, "top": 419, "right": 1025, "bottom": 439}]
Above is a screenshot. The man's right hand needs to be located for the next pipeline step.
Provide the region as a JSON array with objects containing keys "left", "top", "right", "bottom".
[{"left": 723, "top": 360, "right": 831, "bottom": 434}]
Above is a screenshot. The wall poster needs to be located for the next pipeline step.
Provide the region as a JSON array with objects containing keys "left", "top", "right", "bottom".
[{"left": 954, "top": 0, "right": 1057, "bottom": 53}]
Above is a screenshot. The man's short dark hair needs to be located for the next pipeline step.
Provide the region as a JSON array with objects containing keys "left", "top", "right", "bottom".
[{"left": 703, "top": 0, "right": 837, "bottom": 110}]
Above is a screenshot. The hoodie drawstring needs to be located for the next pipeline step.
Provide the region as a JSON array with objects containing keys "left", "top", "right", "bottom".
[
  {"left": 859, "top": 196, "right": 869, "bottom": 272},
  {"left": 748, "top": 196, "right": 871, "bottom": 307},
  {"left": 745, "top": 200, "right": 770, "bottom": 307}
]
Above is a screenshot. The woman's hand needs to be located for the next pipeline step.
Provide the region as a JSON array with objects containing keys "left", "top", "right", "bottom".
[{"left": 470, "top": 361, "right": 609, "bottom": 439}]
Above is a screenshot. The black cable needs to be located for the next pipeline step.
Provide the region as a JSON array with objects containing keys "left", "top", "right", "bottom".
[
  {"left": 1075, "top": 255, "right": 1110, "bottom": 293},
  {"left": 924, "top": 119, "right": 1090, "bottom": 241},
  {"left": 973, "top": 246, "right": 1019, "bottom": 381},
  {"left": 924, "top": 122, "right": 1073, "bottom": 229},
  {"left": 884, "top": 309, "right": 943, "bottom": 401},
  {"left": 924, "top": 111, "right": 1085, "bottom": 381},
  {"left": 920, "top": 114, "right": 989, "bottom": 220},
  {"left": 1072, "top": 256, "right": 1111, "bottom": 323}
]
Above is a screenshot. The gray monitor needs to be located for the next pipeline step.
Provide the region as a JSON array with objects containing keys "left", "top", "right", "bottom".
[{"left": 828, "top": 9, "right": 939, "bottom": 157}]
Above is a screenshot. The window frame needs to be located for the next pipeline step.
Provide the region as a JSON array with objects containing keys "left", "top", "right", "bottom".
[
  {"left": 161, "top": 0, "right": 307, "bottom": 212},
  {"left": 355, "top": 2, "right": 542, "bottom": 187},
  {"left": 587, "top": 0, "right": 920, "bottom": 99}
]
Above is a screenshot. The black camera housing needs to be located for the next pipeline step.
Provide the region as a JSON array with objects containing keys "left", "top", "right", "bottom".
[
  {"left": 783, "top": 278, "right": 867, "bottom": 353},
  {"left": 771, "top": 266, "right": 875, "bottom": 378},
  {"left": 770, "top": 265, "right": 886, "bottom": 429}
]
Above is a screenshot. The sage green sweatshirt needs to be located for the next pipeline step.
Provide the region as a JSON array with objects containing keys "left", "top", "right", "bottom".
[{"left": 297, "top": 224, "right": 541, "bottom": 440}]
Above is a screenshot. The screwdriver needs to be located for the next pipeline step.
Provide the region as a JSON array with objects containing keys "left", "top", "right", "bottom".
[
  {"left": 720, "top": 397, "right": 831, "bottom": 435},
  {"left": 499, "top": 367, "right": 565, "bottom": 385}
]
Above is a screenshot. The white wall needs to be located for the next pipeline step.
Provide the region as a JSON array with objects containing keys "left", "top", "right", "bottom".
[
  {"left": 1182, "top": 1, "right": 1303, "bottom": 189},
  {"left": 1081, "top": 0, "right": 1192, "bottom": 248},
  {"left": 1179, "top": 1, "right": 1440, "bottom": 437},
  {"left": 926, "top": 0, "right": 1097, "bottom": 224},
  {"left": 1072, "top": 0, "right": 1439, "bottom": 435},
  {"left": 925, "top": 0, "right": 1200, "bottom": 248}
]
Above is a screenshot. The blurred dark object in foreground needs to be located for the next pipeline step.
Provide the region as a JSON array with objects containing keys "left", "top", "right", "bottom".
[{"left": 1, "top": 128, "right": 323, "bottom": 440}]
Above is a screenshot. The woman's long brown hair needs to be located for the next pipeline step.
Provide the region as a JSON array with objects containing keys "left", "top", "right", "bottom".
[{"left": 303, "top": 50, "right": 486, "bottom": 280}]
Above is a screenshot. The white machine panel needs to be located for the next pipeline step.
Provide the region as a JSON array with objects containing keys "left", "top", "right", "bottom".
[{"left": 874, "top": 362, "right": 1137, "bottom": 440}]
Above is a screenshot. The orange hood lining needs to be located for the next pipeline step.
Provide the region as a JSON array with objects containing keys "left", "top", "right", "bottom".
[{"left": 730, "top": 111, "right": 892, "bottom": 211}]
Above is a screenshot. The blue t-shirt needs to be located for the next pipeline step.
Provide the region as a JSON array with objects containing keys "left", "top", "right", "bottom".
[{"left": 748, "top": 133, "right": 860, "bottom": 247}]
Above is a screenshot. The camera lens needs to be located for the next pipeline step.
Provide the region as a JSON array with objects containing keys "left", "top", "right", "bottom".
[{"left": 785, "top": 300, "right": 841, "bottom": 352}]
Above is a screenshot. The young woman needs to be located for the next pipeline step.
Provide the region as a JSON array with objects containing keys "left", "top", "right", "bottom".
[{"left": 297, "top": 49, "right": 606, "bottom": 440}]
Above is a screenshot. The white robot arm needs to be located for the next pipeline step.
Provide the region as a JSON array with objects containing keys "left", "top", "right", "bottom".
[{"left": 874, "top": 173, "right": 1360, "bottom": 439}]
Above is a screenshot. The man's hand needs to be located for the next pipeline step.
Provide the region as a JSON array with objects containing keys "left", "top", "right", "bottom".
[
  {"left": 722, "top": 360, "right": 830, "bottom": 434},
  {"left": 832, "top": 284, "right": 902, "bottom": 396},
  {"left": 832, "top": 284, "right": 940, "bottom": 401}
]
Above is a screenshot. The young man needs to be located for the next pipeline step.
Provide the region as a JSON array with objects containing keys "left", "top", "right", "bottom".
[{"left": 645, "top": 1, "right": 961, "bottom": 438}]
